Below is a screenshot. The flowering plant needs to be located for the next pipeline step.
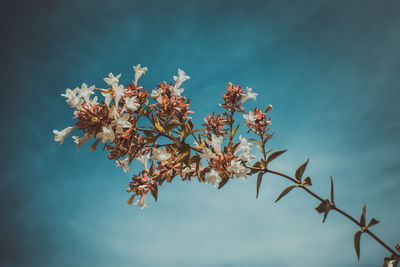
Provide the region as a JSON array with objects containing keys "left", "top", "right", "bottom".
[{"left": 53, "top": 65, "right": 399, "bottom": 266}]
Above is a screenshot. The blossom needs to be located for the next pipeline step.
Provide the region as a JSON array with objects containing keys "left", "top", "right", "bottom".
[
  {"left": 135, "top": 192, "right": 148, "bottom": 209},
  {"left": 53, "top": 126, "right": 76, "bottom": 145},
  {"left": 205, "top": 169, "right": 221, "bottom": 187},
  {"left": 96, "top": 126, "right": 115, "bottom": 143},
  {"left": 234, "top": 135, "right": 253, "bottom": 155},
  {"left": 150, "top": 88, "right": 163, "bottom": 103},
  {"left": 200, "top": 147, "right": 216, "bottom": 161},
  {"left": 243, "top": 110, "right": 257, "bottom": 125},
  {"left": 104, "top": 73, "right": 121, "bottom": 88},
  {"left": 116, "top": 157, "right": 130, "bottom": 172},
  {"left": 170, "top": 85, "right": 184, "bottom": 97},
  {"left": 239, "top": 150, "right": 256, "bottom": 163},
  {"left": 151, "top": 147, "right": 171, "bottom": 164},
  {"left": 133, "top": 64, "right": 148, "bottom": 84},
  {"left": 136, "top": 153, "right": 150, "bottom": 171},
  {"left": 61, "top": 88, "right": 83, "bottom": 109},
  {"left": 108, "top": 105, "right": 120, "bottom": 119},
  {"left": 101, "top": 92, "right": 113, "bottom": 107},
  {"left": 123, "top": 96, "right": 140, "bottom": 112},
  {"left": 243, "top": 87, "right": 258, "bottom": 102},
  {"left": 86, "top": 96, "right": 98, "bottom": 107},
  {"left": 114, "top": 84, "right": 125, "bottom": 109},
  {"left": 227, "top": 159, "right": 249, "bottom": 179},
  {"left": 80, "top": 83, "right": 95, "bottom": 103},
  {"left": 205, "top": 134, "right": 224, "bottom": 155},
  {"left": 72, "top": 135, "right": 93, "bottom": 150},
  {"left": 181, "top": 164, "right": 196, "bottom": 177},
  {"left": 173, "top": 68, "right": 190, "bottom": 89},
  {"left": 112, "top": 113, "right": 132, "bottom": 134}
]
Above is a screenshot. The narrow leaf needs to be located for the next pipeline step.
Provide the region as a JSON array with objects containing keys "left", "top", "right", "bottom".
[
  {"left": 360, "top": 204, "right": 366, "bottom": 227},
  {"left": 151, "top": 184, "right": 158, "bottom": 201},
  {"left": 154, "top": 121, "right": 164, "bottom": 132},
  {"left": 218, "top": 176, "right": 230, "bottom": 189},
  {"left": 256, "top": 172, "right": 264, "bottom": 199},
  {"left": 330, "top": 176, "right": 335, "bottom": 205},
  {"left": 274, "top": 185, "right": 297, "bottom": 203},
  {"left": 366, "top": 218, "right": 380, "bottom": 229},
  {"left": 267, "top": 149, "right": 287, "bottom": 164},
  {"left": 249, "top": 138, "right": 262, "bottom": 146},
  {"left": 127, "top": 194, "right": 136, "bottom": 205},
  {"left": 295, "top": 159, "right": 309, "bottom": 182},
  {"left": 354, "top": 231, "right": 362, "bottom": 260},
  {"left": 90, "top": 139, "right": 100, "bottom": 151},
  {"left": 231, "top": 124, "right": 239, "bottom": 138},
  {"left": 303, "top": 177, "right": 312, "bottom": 186}
]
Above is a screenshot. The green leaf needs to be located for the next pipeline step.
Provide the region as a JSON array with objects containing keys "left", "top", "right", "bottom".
[
  {"left": 354, "top": 231, "right": 362, "bottom": 260},
  {"left": 267, "top": 149, "right": 287, "bottom": 164},
  {"left": 256, "top": 172, "right": 264, "bottom": 199},
  {"left": 295, "top": 159, "right": 309, "bottom": 182},
  {"left": 274, "top": 185, "right": 297, "bottom": 203}
]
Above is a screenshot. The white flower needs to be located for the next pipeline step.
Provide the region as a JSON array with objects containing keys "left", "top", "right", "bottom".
[
  {"left": 135, "top": 192, "right": 148, "bottom": 209},
  {"left": 53, "top": 126, "right": 76, "bottom": 145},
  {"left": 236, "top": 165, "right": 250, "bottom": 179},
  {"left": 133, "top": 64, "right": 148, "bottom": 84},
  {"left": 193, "top": 139, "right": 203, "bottom": 149},
  {"left": 112, "top": 113, "right": 132, "bottom": 134},
  {"left": 123, "top": 96, "right": 140, "bottom": 112},
  {"left": 151, "top": 147, "right": 171, "bottom": 164},
  {"left": 243, "top": 110, "right": 257, "bottom": 125},
  {"left": 227, "top": 160, "right": 249, "bottom": 179},
  {"left": 80, "top": 83, "right": 95, "bottom": 103},
  {"left": 96, "top": 126, "right": 115, "bottom": 143},
  {"left": 205, "top": 169, "right": 222, "bottom": 187},
  {"left": 243, "top": 87, "right": 258, "bottom": 102},
  {"left": 86, "top": 96, "right": 98, "bottom": 106},
  {"left": 205, "top": 134, "right": 224, "bottom": 155},
  {"left": 200, "top": 147, "right": 216, "bottom": 161},
  {"left": 137, "top": 153, "right": 150, "bottom": 171},
  {"left": 173, "top": 68, "right": 190, "bottom": 89},
  {"left": 104, "top": 73, "right": 121, "bottom": 88},
  {"left": 239, "top": 150, "right": 256, "bottom": 163},
  {"left": 114, "top": 84, "right": 125, "bottom": 109},
  {"left": 181, "top": 164, "right": 196, "bottom": 177},
  {"left": 169, "top": 85, "right": 184, "bottom": 97},
  {"left": 116, "top": 157, "right": 130, "bottom": 173},
  {"left": 150, "top": 88, "right": 164, "bottom": 104},
  {"left": 108, "top": 105, "right": 120, "bottom": 119},
  {"left": 72, "top": 135, "right": 93, "bottom": 150},
  {"left": 101, "top": 92, "right": 113, "bottom": 107},
  {"left": 234, "top": 135, "right": 253, "bottom": 155},
  {"left": 61, "top": 88, "right": 83, "bottom": 109}
]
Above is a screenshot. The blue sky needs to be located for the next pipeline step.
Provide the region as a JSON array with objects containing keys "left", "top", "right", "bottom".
[{"left": 1, "top": 0, "right": 399, "bottom": 266}]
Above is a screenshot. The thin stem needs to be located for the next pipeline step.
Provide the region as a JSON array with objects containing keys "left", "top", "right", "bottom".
[{"left": 265, "top": 168, "right": 399, "bottom": 257}]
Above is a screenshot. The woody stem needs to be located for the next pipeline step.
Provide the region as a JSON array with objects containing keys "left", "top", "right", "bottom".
[{"left": 264, "top": 168, "right": 399, "bottom": 257}]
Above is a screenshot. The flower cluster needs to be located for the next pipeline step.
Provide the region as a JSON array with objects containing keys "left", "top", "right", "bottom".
[
  {"left": 53, "top": 65, "right": 264, "bottom": 208},
  {"left": 53, "top": 64, "right": 399, "bottom": 266}
]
